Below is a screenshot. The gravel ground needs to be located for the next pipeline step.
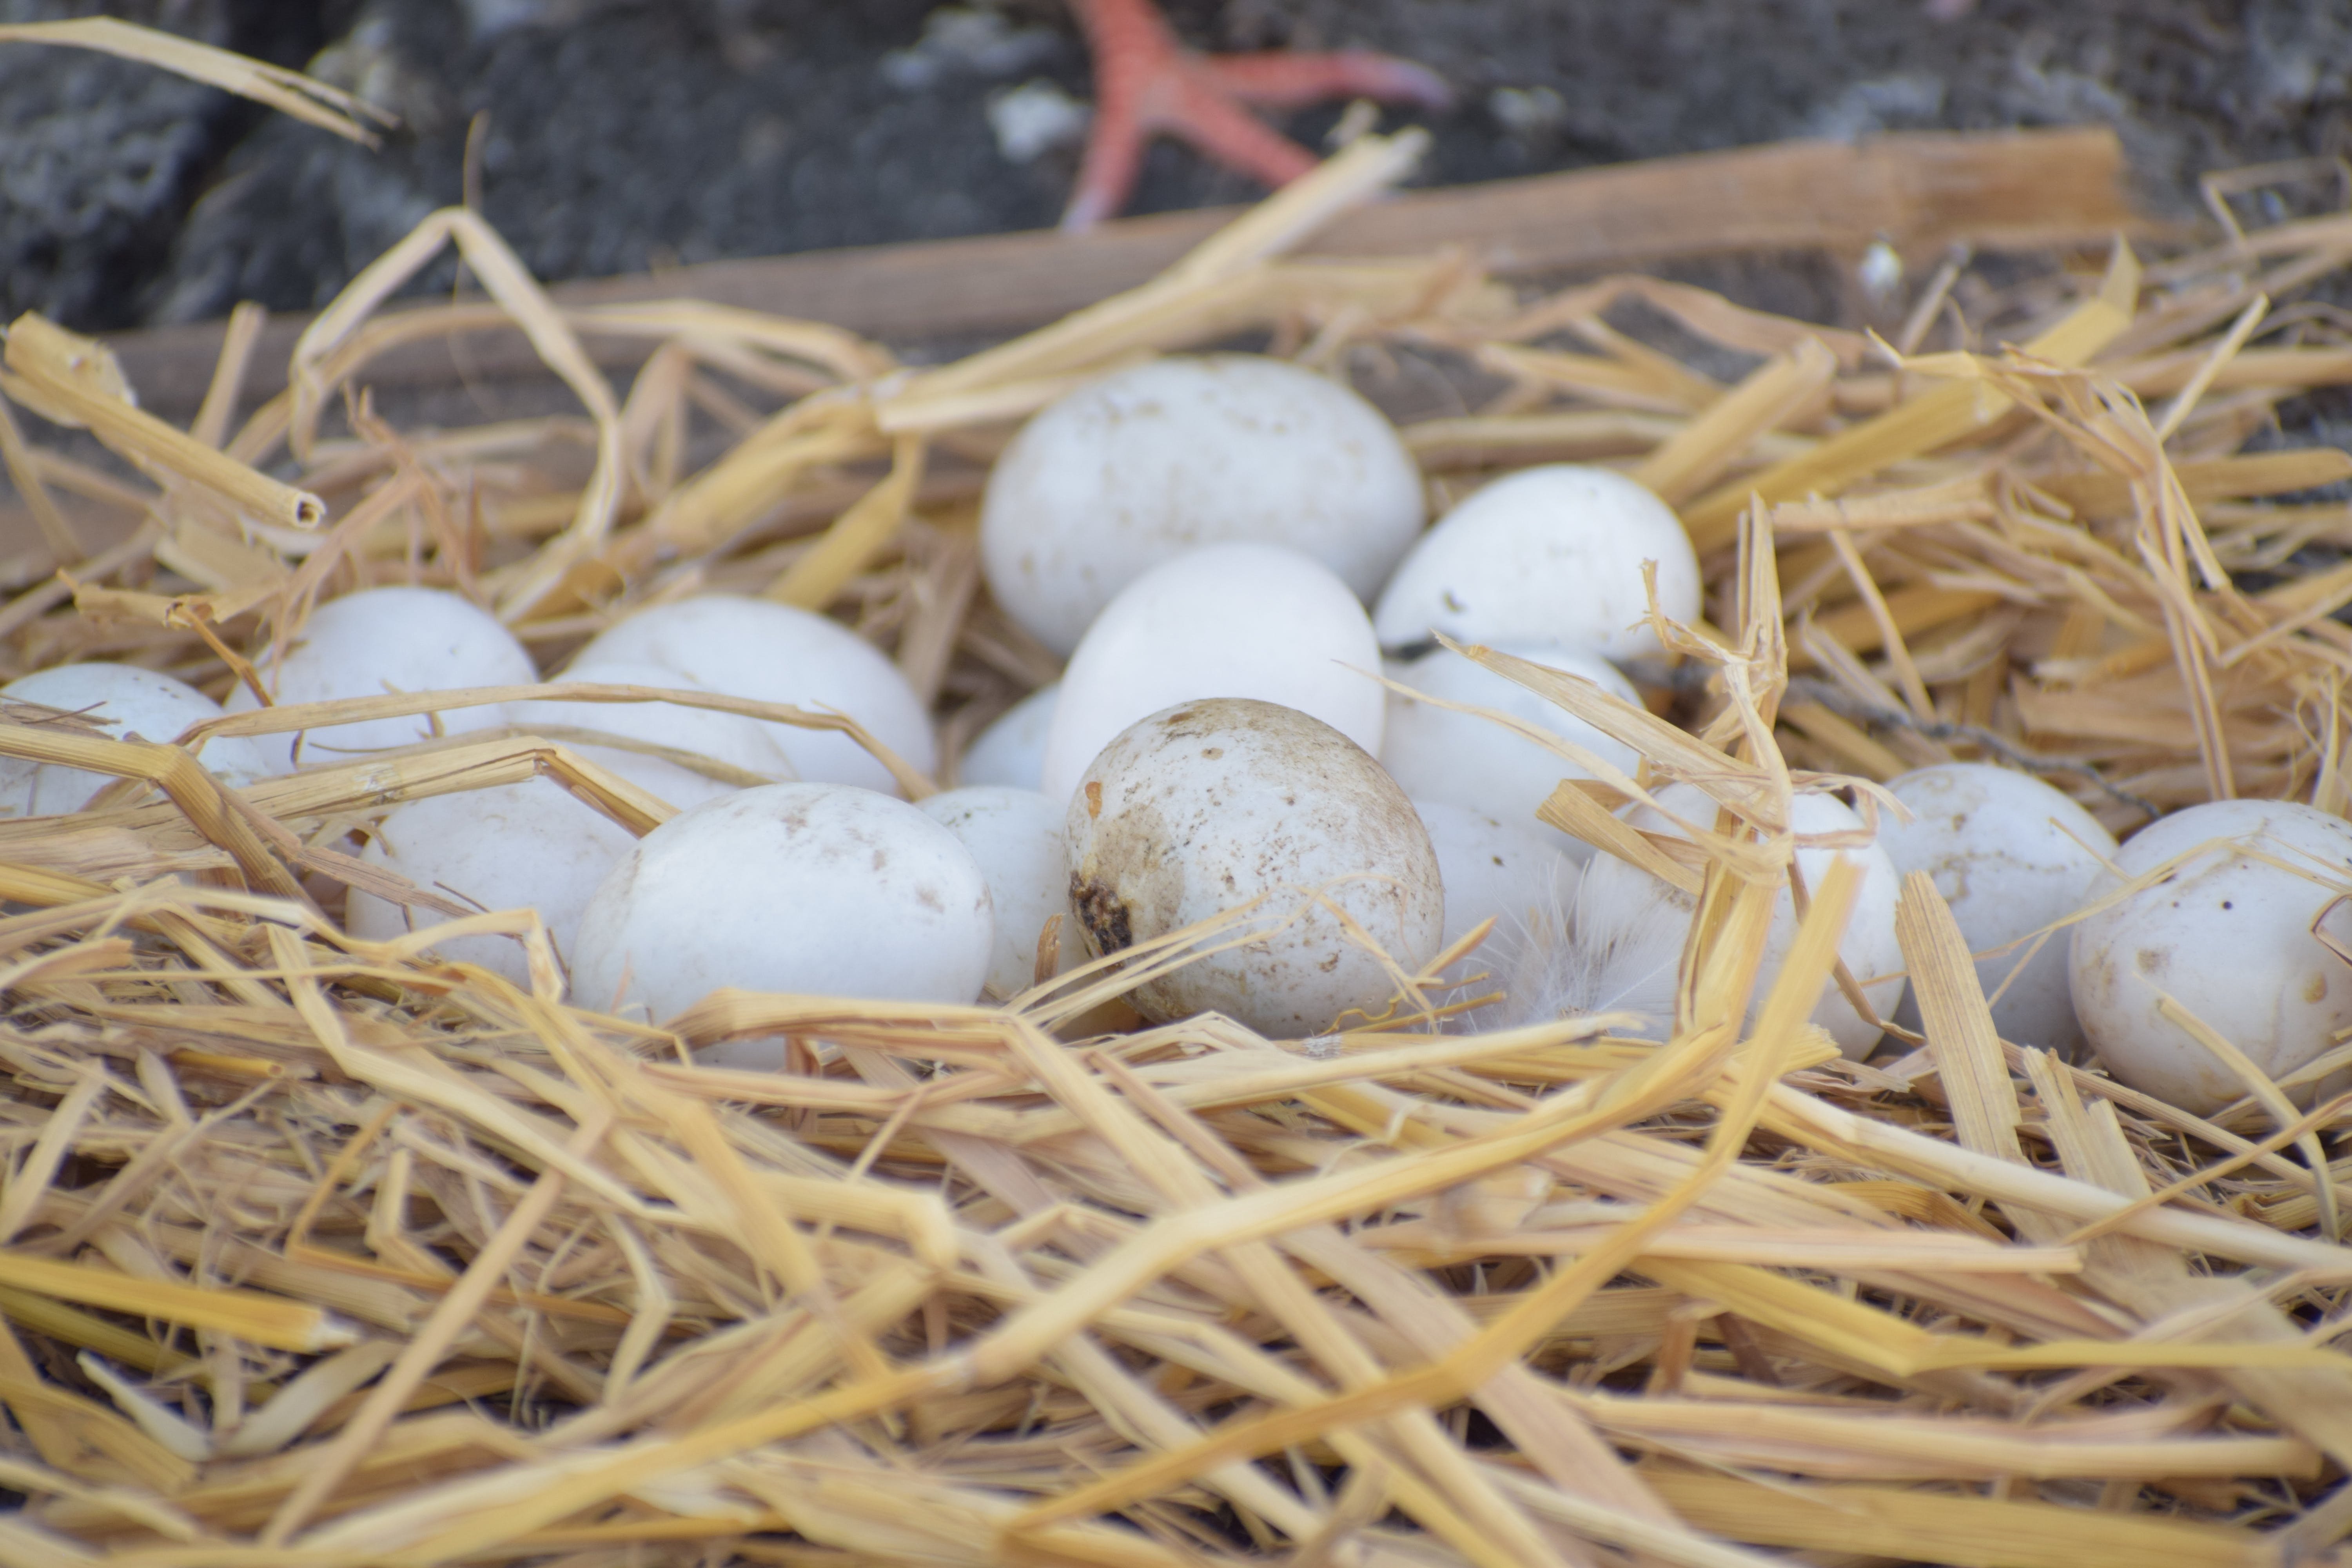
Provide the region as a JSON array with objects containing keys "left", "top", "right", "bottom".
[{"left": 2, "top": 0, "right": 2350, "bottom": 334}]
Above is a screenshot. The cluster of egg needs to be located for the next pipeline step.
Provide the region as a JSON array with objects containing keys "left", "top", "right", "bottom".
[{"left": 13, "top": 353, "right": 2352, "bottom": 1115}]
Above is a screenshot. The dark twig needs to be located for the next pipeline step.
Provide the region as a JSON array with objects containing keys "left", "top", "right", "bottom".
[{"left": 1781, "top": 675, "right": 2161, "bottom": 822}]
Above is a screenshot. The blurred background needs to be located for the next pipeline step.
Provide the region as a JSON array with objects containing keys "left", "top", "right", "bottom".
[{"left": 3, "top": 0, "right": 2348, "bottom": 336}]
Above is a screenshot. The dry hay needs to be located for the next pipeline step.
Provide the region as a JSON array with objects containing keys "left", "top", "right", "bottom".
[{"left": 6, "top": 93, "right": 2352, "bottom": 1568}]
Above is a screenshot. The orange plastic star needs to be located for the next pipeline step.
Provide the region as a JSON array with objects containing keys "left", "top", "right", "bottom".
[{"left": 1063, "top": 0, "right": 1450, "bottom": 230}]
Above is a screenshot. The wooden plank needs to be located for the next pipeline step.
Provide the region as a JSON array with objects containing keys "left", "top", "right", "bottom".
[{"left": 106, "top": 127, "right": 2145, "bottom": 419}]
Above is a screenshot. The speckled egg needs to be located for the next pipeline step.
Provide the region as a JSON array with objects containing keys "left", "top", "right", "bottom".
[
  {"left": 1065, "top": 698, "right": 1443, "bottom": 1037},
  {"left": 2069, "top": 798, "right": 2352, "bottom": 1113}
]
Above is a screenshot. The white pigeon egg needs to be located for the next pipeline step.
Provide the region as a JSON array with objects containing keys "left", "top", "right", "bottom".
[
  {"left": 2069, "top": 798, "right": 2352, "bottom": 1114},
  {"left": 1415, "top": 801, "right": 1581, "bottom": 955},
  {"left": 572, "top": 595, "right": 936, "bottom": 795},
  {"left": 346, "top": 778, "right": 637, "bottom": 988},
  {"left": 0, "top": 663, "right": 273, "bottom": 816},
  {"left": 980, "top": 354, "right": 1425, "bottom": 656},
  {"left": 1066, "top": 698, "right": 1443, "bottom": 1038},
  {"left": 918, "top": 785, "right": 1081, "bottom": 1000},
  {"left": 1040, "top": 543, "right": 1382, "bottom": 807},
  {"left": 505, "top": 658, "right": 796, "bottom": 811},
  {"left": 1568, "top": 786, "right": 1905, "bottom": 1058},
  {"left": 225, "top": 586, "right": 535, "bottom": 770},
  {"left": 957, "top": 682, "right": 1058, "bottom": 789},
  {"left": 1371, "top": 465, "right": 1701, "bottom": 661},
  {"left": 1381, "top": 642, "right": 1642, "bottom": 860},
  {"left": 573, "top": 782, "right": 993, "bottom": 1025},
  {"left": 1880, "top": 763, "right": 2118, "bottom": 1056}
]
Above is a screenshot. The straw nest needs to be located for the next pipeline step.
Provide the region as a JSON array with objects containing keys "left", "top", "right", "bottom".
[{"left": 9, "top": 73, "right": 2352, "bottom": 1566}]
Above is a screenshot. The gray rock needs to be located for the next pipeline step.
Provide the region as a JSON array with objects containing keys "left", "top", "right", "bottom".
[
  {"left": 148, "top": 0, "right": 1078, "bottom": 325},
  {"left": 0, "top": 0, "right": 235, "bottom": 329}
]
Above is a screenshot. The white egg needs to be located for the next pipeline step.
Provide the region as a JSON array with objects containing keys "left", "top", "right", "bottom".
[
  {"left": 1067, "top": 698, "right": 1443, "bottom": 1038},
  {"left": 919, "top": 786, "right": 1081, "bottom": 1000},
  {"left": 1880, "top": 764, "right": 2118, "bottom": 1056},
  {"left": 957, "top": 682, "right": 1057, "bottom": 790},
  {"left": 1414, "top": 800, "right": 1581, "bottom": 956},
  {"left": 1570, "top": 786, "right": 1904, "bottom": 1057},
  {"left": 0, "top": 663, "right": 273, "bottom": 816},
  {"left": 347, "top": 778, "right": 635, "bottom": 987},
  {"left": 2069, "top": 798, "right": 2352, "bottom": 1114},
  {"left": 571, "top": 595, "right": 936, "bottom": 795},
  {"left": 1371, "top": 465, "right": 1701, "bottom": 661},
  {"left": 1040, "top": 543, "right": 1383, "bottom": 806},
  {"left": 1381, "top": 642, "right": 1642, "bottom": 860},
  {"left": 573, "top": 783, "right": 993, "bottom": 1026},
  {"left": 505, "top": 658, "right": 795, "bottom": 811},
  {"left": 980, "top": 354, "right": 1425, "bottom": 656},
  {"left": 226, "top": 586, "right": 535, "bottom": 770}
]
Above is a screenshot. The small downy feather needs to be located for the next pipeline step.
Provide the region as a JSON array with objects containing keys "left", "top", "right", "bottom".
[{"left": 1490, "top": 865, "right": 1690, "bottom": 1034}]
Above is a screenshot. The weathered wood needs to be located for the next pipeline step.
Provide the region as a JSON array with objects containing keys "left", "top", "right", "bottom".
[{"left": 107, "top": 127, "right": 2146, "bottom": 418}]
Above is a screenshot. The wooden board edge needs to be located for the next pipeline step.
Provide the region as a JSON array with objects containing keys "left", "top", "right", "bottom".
[{"left": 104, "top": 126, "right": 2155, "bottom": 417}]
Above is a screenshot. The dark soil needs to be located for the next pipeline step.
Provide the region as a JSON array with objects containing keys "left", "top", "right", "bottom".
[{"left": 4, "top": 0, "right": 2352, "bottom": 337}]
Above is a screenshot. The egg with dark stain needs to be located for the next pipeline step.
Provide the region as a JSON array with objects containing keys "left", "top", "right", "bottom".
[{"left": 1064, "top": 698, "right": 1442, "bottom": 1038}]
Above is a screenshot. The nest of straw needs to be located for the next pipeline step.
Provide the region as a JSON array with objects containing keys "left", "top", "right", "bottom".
[{"left": 9, "top": 111, "right": 2352, "bottom": 1568}]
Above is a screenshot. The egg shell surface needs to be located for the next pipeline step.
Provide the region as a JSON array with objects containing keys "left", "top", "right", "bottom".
[
  {"left": 0, "top": 663, "right": 272, "bottom": 816},
  {"left": 1066, "top": 698, "right": 1443, "bottom": 1038},
  {"left": 347, "top": 778, "right": 637, "bottom": 987},
  {"left": 1040, "top": 543, "right": 1383, "bottom": 806},
  {"left": 1880, "top": 763, "right": 2118, "bottom": 1056},
  {"left": 919, "top": 786, "right": 1081, "bottom": 999},
  {"left": 1381, "top": 642, "right": 1641, "bottom": 860},
  {"left": 1495, "top": 858, "right": 1691, "bottom": 1030},
  {"left": 572, "top": 595, "right": 936, "bottom": 794},
  {"left": 957, "top": 682, "right": 1057, "bottom": 790},
  {"left": 1577, "top": 786, "right": 1905, "bottom": 1058},
  {"left": 1414, "top": 799, "right": 1581, "bottom": 956},
  {"left": 506, "top": 658, "right": 795, "bottom": 811},
  {"left": 980, "top": 354, "right": 1424, "bottom": 655},
  {"left": 572, "top": 782, "right": 993, "bottom": 1024},
  {"left": 1371, "top": 465, "right": 1700, "bottom": 661},
  {"left": 225, "top": 586, "right": 534, "bottom": 769},
  {"left": 2068, "top": 798, "right": 2352, "bottom": 1113}
]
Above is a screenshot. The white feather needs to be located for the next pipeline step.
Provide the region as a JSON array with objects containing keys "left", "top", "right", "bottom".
[{"left": 1486, "top": 862, "right": 1690, "bottom": 1035}]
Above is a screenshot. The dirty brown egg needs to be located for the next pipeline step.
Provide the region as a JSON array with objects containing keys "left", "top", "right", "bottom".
[{"left": 1064, "top": 697, "right": 1444, "bottom": 1038}]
